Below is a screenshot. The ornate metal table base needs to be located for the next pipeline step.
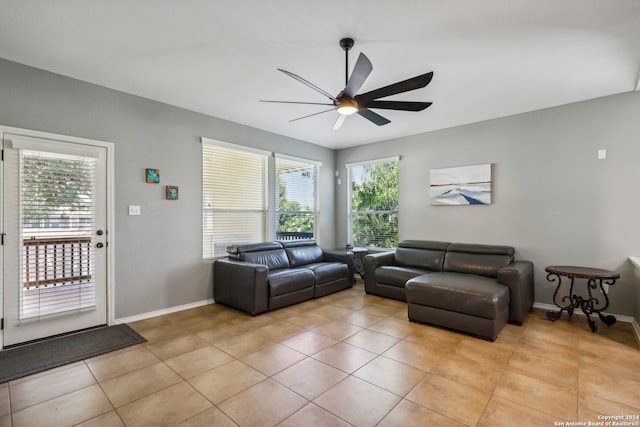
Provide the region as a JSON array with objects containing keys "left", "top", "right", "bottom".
[
  {"left": 342, "top": 246, "right": 368, "bottom": 280},
  {"left": 545, "top": 266, "right": 620, "bottom": 332}
]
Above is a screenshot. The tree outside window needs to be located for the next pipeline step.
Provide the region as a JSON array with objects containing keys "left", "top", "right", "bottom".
[
  {"left": 348, "top": 159, "right": 398, "bottom": 248},
  {"left": 21, "top": 152, "right": 94, "bottom": 232},
  {"left": 276, "top": 157, "right": 317, "bottom": 240}
]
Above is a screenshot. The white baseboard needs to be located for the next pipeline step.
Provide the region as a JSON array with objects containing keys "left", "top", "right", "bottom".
[
  {"left": 532, "top": 302, "right": 640, "bottom": 345},
  {"left": 114, "top": 299, "right": 214, "bottom": 325}
]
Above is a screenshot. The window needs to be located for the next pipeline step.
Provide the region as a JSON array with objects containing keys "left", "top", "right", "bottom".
[
  {"left": 202, "top": 139, "right": 321, "bottom": 259},
  {"left": 19, "top": 149, "right": 97, "bottom": 317},
  {"left": 275, "top": 155, "right": 319, "bottom": 241},
  {"left": 202, "top": 140, "right": 268, "bottom": 259},
  {"left": 347, "top": 157, "right": 399, "bottom": 248}
]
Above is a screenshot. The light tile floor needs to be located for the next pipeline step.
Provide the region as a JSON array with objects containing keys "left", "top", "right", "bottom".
[{"left": 1, "top": 281, "right": 639, "bottom": 427}]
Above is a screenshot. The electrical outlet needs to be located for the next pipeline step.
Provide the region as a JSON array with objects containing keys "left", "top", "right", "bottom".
[{"left": 128, "top": 205, "right": 141, "bottom": 216}]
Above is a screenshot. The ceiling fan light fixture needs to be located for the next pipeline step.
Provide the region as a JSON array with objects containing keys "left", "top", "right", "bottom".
[
  {"left": 336, "top": 99, "right": 358, "bottom": 115},
  {"left": 265, "top": 37, "right": 433, "bottom": 128}
]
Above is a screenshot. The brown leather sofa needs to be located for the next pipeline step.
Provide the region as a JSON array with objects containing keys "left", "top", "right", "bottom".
[
  {"left": 213, "top": 240, "right": 354, "bottom": 315},
  {"left": 364, "top": 240, "right": 534, "bottom": 340}
]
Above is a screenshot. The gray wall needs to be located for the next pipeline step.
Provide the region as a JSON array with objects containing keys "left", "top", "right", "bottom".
[
  {"left": 2, "top": 56, "right": 638, "bottom": 323},
  {"left": 335, "top": 91, "right": 640, "bottom": 320},
  {"left": 0, "top": 58, "right": 337, "bottom": 319}
]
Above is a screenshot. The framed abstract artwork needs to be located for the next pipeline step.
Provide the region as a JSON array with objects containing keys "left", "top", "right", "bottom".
[
  {"left": 430, "top": 164, "right": 492, "bottom": 205},
  {"left": 166, "top": 186, "right": 179, "bottom": 200},
  {"left": 146, "top": 168, "right": 160, "bottom": 183}
]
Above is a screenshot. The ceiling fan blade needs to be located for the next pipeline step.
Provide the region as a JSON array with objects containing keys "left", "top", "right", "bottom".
[
  {"left": 260, "top": 100, "right": 334, "bottom": 106},
  {"left": 332, "top": 114, "right": 347, "bottom": 130},
  {"left": 364, "top": 100, "right": 432, "bottom": 111},
  {"left": 357, "top": 108, "right": 391, "bottom": 126},
  {"left": 344, "top": 53, "right": 373, "bottom": 98},
  {"left": 278, "top": 69, "right": 337, "bottom": 101},
  {"left": 288, "top": 108, "right": 336, "bottom": 123},
  {"left": 356, "top": 71, "right": 433, "bottom": 104}
]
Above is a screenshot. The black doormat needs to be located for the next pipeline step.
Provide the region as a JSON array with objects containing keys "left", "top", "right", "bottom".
[{"left": 0, "top": 324, "right": 147, "bottom": 383}]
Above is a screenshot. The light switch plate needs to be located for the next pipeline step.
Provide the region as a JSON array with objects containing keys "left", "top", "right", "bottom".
[
  {"left": 128, "top": 205, "right": 141, "bottom": 216},
  {"left": 597, "top": 149, "right": 607, "bottom": 160}
]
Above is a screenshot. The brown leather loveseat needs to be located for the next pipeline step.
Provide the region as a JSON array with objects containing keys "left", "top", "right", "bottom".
[
  {"left": 213, "top": 240, "right": 354, "bottom": 315},
  {"left": 364, "top": 240, "right": 533, "bottom": 340}
]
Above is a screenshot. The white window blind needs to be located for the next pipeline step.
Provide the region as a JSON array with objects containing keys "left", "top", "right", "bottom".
[
  {"left": 202, "top": 141, "right": 268, "bottom": 259},
  {"left": 347, "top": 157, "right": 399, "bottom": 249},
  {"left": 275, "top": 155, "right": 319, "bottom": 241},
  {"left": 19, "top": 149, "right": 97, "bottom": 320}
]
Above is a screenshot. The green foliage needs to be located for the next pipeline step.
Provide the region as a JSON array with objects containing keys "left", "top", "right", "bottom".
[
  {"left": 278, "top": 180, "right": 314, "bottom": 233},
  {"left": 351, "top": 162, "right": 398, "bottom": 248},
  {"left": 21, "top": 156, "right": 93, "bottom": 228}
]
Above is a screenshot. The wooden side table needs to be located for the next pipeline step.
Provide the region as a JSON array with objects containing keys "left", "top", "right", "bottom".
[{"left": 545, "top": 265, "right": 620, "bottom": 332}]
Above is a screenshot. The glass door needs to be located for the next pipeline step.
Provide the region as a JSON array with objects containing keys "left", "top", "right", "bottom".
[{"left": 2, "top": 133, "right": 109, "bottom": 347}]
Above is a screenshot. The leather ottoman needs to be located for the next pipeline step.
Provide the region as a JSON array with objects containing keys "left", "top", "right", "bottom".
[{"left": 406, "top": 272, "right": 510, "bottom": 341}]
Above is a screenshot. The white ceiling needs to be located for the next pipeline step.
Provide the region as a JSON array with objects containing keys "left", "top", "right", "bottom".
[{"left": 0, "top": 1, "right": 639, "bottom": 149}]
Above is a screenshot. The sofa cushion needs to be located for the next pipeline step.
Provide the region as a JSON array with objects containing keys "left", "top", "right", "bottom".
[
  {"left": 240, "top": 249, "right": 290, "bottom": 270},
  {"left": 394, "top": 248, "right": 445, "bottom": 271},
  {"left": 375, "top": 266, "right": 430, "bottom": 287},
  {"left": 443, "top": 243, "right": 514, "bottom": 277},
  {"left": 394, "top": 240, "right": 450, "bottom": 270},
  {"left": 286, "top": 245, "right": 324, "bottom": 267},
  {"left": 406, "top": 272, "right": 509, "bottom": 320},
  {"left": 302, "top": 262, "right": 349, "bottom": 284},
  {"left": 268, "top": 268, "right": 315, "bottom": 297}
]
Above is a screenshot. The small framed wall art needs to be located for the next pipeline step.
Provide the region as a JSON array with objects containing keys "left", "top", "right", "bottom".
[
  {"left": 166, "top": 186, "right": 179, "bottom": 200},
  {"left": 146, "top": 168, "right": 160, "bottom": 183}
]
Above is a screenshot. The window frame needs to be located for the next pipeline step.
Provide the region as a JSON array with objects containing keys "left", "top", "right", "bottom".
[
  {"left": 201, "top": 138, "right": 270, "bottom": 260},
  {"left": 274, "top": 153, "right": 320, "bottom": 242},
  {"left": 201, "top": 138, "right": 322, "bottom": 260},
  {"left": 346, "top": 156, "right": 400, "bottom": 249}
]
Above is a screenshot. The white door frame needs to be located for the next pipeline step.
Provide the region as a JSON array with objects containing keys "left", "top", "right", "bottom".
[{"left": 0, "top": 125, "right": 115, "bottom": 349}]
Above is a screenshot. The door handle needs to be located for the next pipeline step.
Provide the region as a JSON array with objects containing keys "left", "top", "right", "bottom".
[{"left": 96, "top": 242, "right": 105, "bottom": 249}]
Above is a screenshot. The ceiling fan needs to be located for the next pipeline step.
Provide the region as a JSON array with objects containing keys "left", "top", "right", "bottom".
[{"left": 261, "top": 38, "right": 434, "bottom": 130}]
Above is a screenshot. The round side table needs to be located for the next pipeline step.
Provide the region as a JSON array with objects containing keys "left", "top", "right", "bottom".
[{"left": 545, "top": 265, "right": 620, "bottom": 332}]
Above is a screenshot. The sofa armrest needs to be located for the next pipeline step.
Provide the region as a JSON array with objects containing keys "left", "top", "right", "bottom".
[
  {"left": 323, "top": 250, "right": 355, "bottom": 283},
  {"left": 497, "top": 260, "right": 534, "bottom": 324},
  {"left": 364, "top": 251, "right": 395, "bottom": 293},
  {"left": 213, "top": 258, "right": 269, "bottom": 315}
]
